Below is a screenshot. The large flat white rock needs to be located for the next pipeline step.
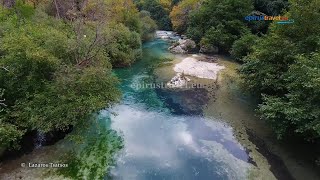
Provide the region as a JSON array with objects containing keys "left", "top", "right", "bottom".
[{"left": 174, "top": 57, "right": 225, "bottom": 79}]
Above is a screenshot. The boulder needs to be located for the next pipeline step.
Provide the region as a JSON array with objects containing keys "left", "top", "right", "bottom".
[
  {"left": 169, "top": 38, "right": 196, "bottom": 54},
  {"left": 168, "top": 45, "right": 187, "bottom": 54},
  {"left": 179, "top": 39, "right": 196, "bottom": 51}
]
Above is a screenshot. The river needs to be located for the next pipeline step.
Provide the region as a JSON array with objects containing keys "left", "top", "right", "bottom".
[
  {"left": 108, "top": 39, "right": 252, "bottom": 180},
  {"left": 0, "top": 33, "right": 319, "bottom": 180}
]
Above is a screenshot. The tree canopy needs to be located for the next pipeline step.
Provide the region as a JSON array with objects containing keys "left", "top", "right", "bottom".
[
  {"left": 241, "top": 0, "right": 320, "bottom": 140},
  {"left": 170, "top": 0, "right": 199, "bottom": 33},
  {"left": 135, "top": 0, "right": 173, "bottom": 30},
  {"left": 0, "top": 0, "right": 157, "bottom": 151},
  {"left": 186, "top": 0, "right": 253, "bottom": 53}
]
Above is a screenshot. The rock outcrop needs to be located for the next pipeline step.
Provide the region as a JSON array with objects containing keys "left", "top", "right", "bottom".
[
  {"left": 174, "top": 57, "right": 225, "bottom": 80},
  {"left": 169, "top": 38, "right": 197, "bottom": 54},
  {"left": 169, "top": 45, "right": 186, "bottom": 54}
]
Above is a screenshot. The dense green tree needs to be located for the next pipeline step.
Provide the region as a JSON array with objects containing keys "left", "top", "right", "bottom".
[
  {"left": 241, "top": 0, "right": 320, "bottom": 139},
  {"left": 139, "top": 10, "right": 158, "bottom": 41},
  {"left": 0, "top": 0, "right": 155, "bottom": 177},
  {"left": 230, "top": 33, "right": 259, "bottom": 62},
  {"left": 12, "top": 66, "right": 120, "bottom": 132},
  {"left": 0, "top": 1, "right": 123, "bottom": 150},
  {"left": 105, "top": 24, "right": 142, "bottom": 67},
  {"left": 135, "top": 0, "right": 172, "bottom": 30},
  {"left": 186, "top": 0, "right": 253, "bottom": 53},
  {"left": 0, "top": 0, "right": 157, "bottom": 151},
  {"left": 259, "top": 54, "right": 320, "bottom": 139},
  {"left": 254, "top": 0, "right": 289, "bottom": 16},
  {"left": 0, "top": 88, "right": 24, "bottom": 150}
]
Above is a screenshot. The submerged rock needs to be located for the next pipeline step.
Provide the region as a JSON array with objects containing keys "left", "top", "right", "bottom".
[{"left": 156, "top": 87, "right": 210, "bottom": 115}]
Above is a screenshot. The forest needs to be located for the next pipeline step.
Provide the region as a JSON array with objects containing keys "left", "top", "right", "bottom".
[
  {"left": 0, "top": 0, "right": 320, "bottom": 179},
  {"left": 0, "top": 0, "right": 157, "bottom": 151}
]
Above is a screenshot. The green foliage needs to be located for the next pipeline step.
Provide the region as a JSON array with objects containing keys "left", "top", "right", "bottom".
[
  {"left": 241, "top": 0, "right": 320, "bottom": 140},
  {"left": 105, "top": 24, "right": 142, "bottom": 67},
  {"left": 187, "top": 0, "right": 253, "bottom": 52},
  {"left": 259, "top": 54, "right": 320, "bottom": 139},
  {"left": 105, "top": 0, "right": 143, "bottom": 34},
  {"left": 15, "top": 0, "right": 35, "bottom": 18},
  {"left": 58, "top": 129, "right": 123, "bottom": 179},
  {"left": 230, "top": 33, "right": 259, "bottom": 62},
  {"left": 139, "top": 10, "right": 158, "bottom": 41},
  {"left": 0, "top": 21, "right": 69, "bottom": 106},
  {"left": 0, "top": 122, "right": 24, "bottom": 150},
  {"left": 170, "top": 0, "right": 199, "bottom": 33},
  {"left": 0, "top": 88, "right": 24, "bottom": 149},
  {"left": 135, "top": 0, "right": 172, "bottom": 30},
  {"left": 200, "top": 24, "right": 235, "bottom": 53},
  {"left": 254, "top": 0, "right": 289, "bottom": 15},
  {"left": 12, "top": 66, "right": 120, "bottom": 133},
  {"left": 0, "top": 1, "right": 124, "bottom": 150}
]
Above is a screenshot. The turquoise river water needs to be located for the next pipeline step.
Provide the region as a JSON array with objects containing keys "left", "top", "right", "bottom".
[{"left": 104, "top": 39, "right": 253, "bottom": 180}]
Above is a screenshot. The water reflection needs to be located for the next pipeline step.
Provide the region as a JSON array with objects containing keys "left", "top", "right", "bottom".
[
  {"left": 106, "top": 39, "right": 253, "bottom": 180},
  {"left": 101, "top": 104, "right": 252, "bottom": 180}
]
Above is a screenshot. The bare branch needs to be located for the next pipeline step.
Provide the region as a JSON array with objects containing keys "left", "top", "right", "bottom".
[
  {"left": 1, "top": 66, "right": 9, "bottom": 72},
  {"left": 0, "top": 99, "right": 7, "bottom": 107},
  {"left": 0, "top": 89, "right": 6, "bottom": 107},
  {"left": 53, "top": 0, "right": 60, "bottom": 19},
  {"left": 84, "top": 21, "right": 105, "bottom": 61}
]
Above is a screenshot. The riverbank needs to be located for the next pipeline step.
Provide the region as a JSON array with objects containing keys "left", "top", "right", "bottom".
[
  {"left": 154, "top": 52, "right": 320, "bottom": 179},
  {"left": 204, "top": 56, "right": 320, "bottom": 180}
]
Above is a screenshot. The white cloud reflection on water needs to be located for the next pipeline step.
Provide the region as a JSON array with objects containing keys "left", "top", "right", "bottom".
[{"left": 100, "top": 104, "right": 252, "bottom": 180}]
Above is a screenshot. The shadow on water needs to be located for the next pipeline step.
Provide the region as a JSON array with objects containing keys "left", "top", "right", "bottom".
[{"left": 246, "top": 129, "right": 294, "bottom": 180}]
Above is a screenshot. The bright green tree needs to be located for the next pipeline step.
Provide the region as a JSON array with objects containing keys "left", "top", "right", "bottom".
[
  {"left": 187, "top": 0, "right": 253, "bottom": 53},
  {"left": 0, "top": 2, "right": 121, "bottom": 150},
  {"left": 230, "top": 33, "right": 259, "bottom": 62},
  {"left": 135, "top": 0, "right": 172, "bottom": 30},
  {"left": 241, "top": 0, "right": 320, "bottom": 139}
]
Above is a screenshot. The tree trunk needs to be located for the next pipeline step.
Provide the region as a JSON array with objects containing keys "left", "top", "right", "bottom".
[{"left": 53, "top": 0, "right": 60, "bottom": 19}]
